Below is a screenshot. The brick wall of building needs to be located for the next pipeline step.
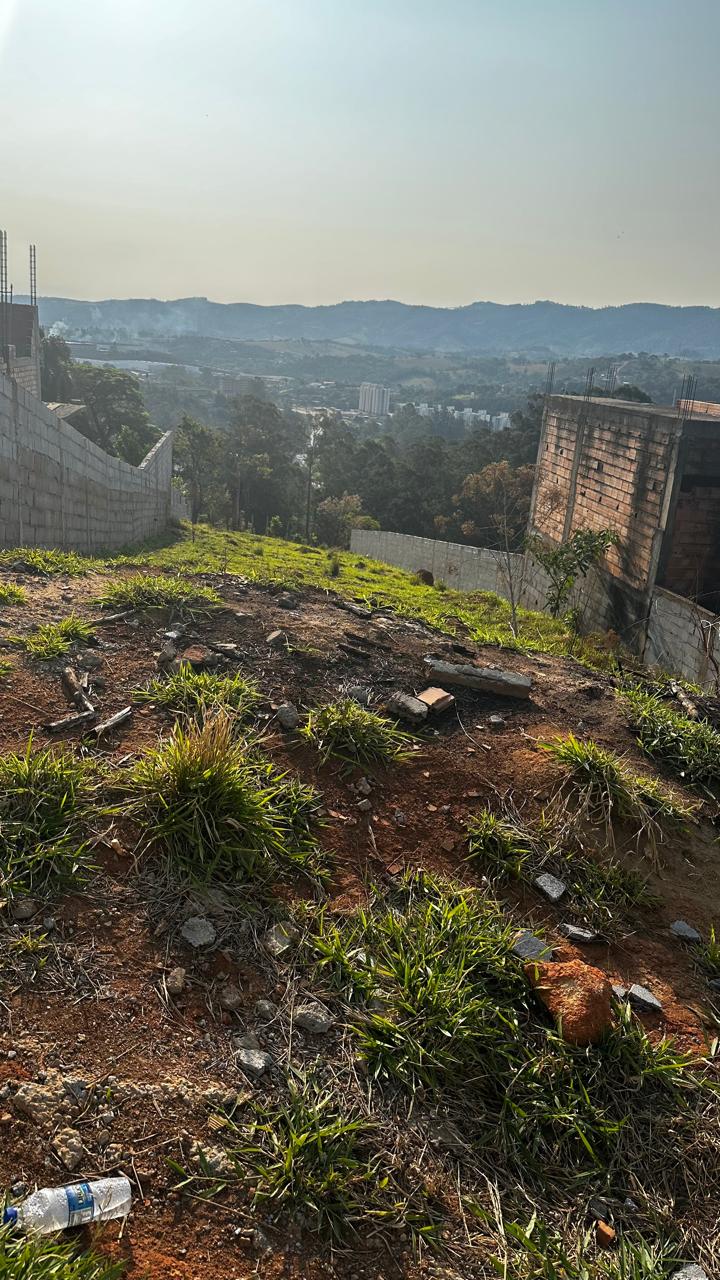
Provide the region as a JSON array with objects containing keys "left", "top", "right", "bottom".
[{"left": 0, "top": 369, "right": 180, "bottom": 552}]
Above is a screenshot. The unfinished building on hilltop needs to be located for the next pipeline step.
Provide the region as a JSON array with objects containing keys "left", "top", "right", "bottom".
[{"left": 524, "top": 394, "right": 720, "bottom": 682}]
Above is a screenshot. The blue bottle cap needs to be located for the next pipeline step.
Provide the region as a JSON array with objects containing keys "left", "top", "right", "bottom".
[{"left": 3, "top": 1207, "right": 17, "bottom": 1226}]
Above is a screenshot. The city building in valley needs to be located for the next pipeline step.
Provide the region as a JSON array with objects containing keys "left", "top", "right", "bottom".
[{"left": 358, "top": 382, "right": 390, "bottom": 416}]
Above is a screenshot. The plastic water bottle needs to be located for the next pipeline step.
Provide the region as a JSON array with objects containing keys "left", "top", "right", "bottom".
[{"left": 3, "top": 1177, "right": 132, "bottom": 1233}]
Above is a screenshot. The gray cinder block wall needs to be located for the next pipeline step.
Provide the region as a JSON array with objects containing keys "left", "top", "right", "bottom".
[
  {"left": 350, "top": 529, "right": 521, "bottom": 595},
  {"left": 0, "top": 368, "right": 185, "bottom": 553}
]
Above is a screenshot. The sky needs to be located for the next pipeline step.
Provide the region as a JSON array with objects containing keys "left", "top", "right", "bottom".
[{"left": 1, "top": 0, "right": 719, "bottom": 308}]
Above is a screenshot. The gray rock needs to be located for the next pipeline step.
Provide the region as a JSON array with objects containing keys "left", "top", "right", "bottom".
[
  {"left": 234, "top": 1031, "right": 260, "bottom": 1050},
  {"left": 587, "top": 1196, "right": 611, "bottom": 1222},
  {"left": 512, "top": 931, "right": 552, "bottom": 961},
  {"left": 219, "top": 984, "right": 243, "bottom": 1013},
  {"left": 628, "top": 983, "right": 663, "bottom": 1014},
  {"left": 266, "top": 630, "right": 287, "bottom": 648},
  {"left": 394, "top": 809, "right": 407, "bottom": 826},
  {"left": 166, "top": 966, "right": 186, "bottom": 996},
  {"left": 489, "top": 715, "right": 506, "bottom": 730},
  {"left": 52, "top": 1128, "right": 84, "bottom": 1172},
  {"left": 264, "top": 922, "right": 300, "bottom": 959},
  {"left": 191, "top": 1143, "right": 234, "bottom": 1179},
  {"left": 612, "top": 984, "right": 628, "bottom": 1001},
  {"left": 180, "top": 916, "right": 217, "bottom": 948},
  {"left": 295, "top": 1003, "right": 334, "bottom": 1034},
  {"left": 357, "top": 799, "right": 372, "bottom": 813},
  {"left": 670, "top": 920, "right": 702, "bottom": 943},
  {"left": 672, "top": 1267, "right": 709, "bottom": 1280},
  {"left": 13, "top": 1080, "right": 63, "bottom": 1126},
  {"left": 276, "top": 702, "right": 300, "bottom": 731},
  {"left": 386, "top": 692, "right": 428, "bottom": 725},
  {"left": 423, "top": 658, "right": 532, "bottom": 699},
  {"left": 709, "top": 978, "right": 720, "bottom": 992},
  {"left": 356, "top": 777, "right": 372, "bottom": 796},
  {"left": 559, "top": 923, "right": 602, "bottom": 944},
  {"left": 63, "top": 1076, "right": 90, "bottom": 1104},
  {"left": 534, "top": 873, "right": 566, "bottom": 903},
  {"left": 11, "top": 898, "right": 38, "bottom": 922},
  {"left": 347, "top": 685, "right": 371, "bottom": 706},
  {"left": 278, "top": 594, "right": 299, "bottom": 610},
  {"left": 255, "top": 999, "right": 277, "bottom": 1021},
  {"left": 236, "top": 1047, "right": 272, "bottom": 1077}
]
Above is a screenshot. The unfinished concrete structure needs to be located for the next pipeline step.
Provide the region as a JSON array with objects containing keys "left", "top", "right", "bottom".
[
  {"left": 4, "top": 303, "right": 41, "bottom": 398},
  {"left": 524, "top": 394, "right": 720, "bottom": 680}
]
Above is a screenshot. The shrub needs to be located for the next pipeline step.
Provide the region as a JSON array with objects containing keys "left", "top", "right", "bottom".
[
  {"left": 135, "top": 667, "right": 261, "bottom": 721},
  {"left": 95, "top": 574, "right": 222, "bottom": 615},
  {"left": 21, "top": 615, "right": 95, "bottom": 659}
]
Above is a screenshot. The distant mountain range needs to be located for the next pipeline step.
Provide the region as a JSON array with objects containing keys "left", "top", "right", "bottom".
[{"left": 34, "top": 296, "right": 720, "bottom": 358}]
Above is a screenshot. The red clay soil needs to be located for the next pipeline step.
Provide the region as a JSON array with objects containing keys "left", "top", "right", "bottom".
[{"left": 0, "top": 566, "right": 717, "bottom": 1278}]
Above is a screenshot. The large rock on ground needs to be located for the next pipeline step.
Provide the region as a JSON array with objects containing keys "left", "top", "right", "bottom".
[{"left": 525, "top": 959, "right": 614, "bottom": 1046}]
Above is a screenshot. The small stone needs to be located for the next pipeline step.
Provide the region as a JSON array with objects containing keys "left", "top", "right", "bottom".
[
  {"left": 534, "top": 873, "right": 566, "bottom": 903},
  {"left": 526, "top": 959, "right": 614, "bottom": 1047},
  {"left": 191, "top": 1143, "right": 234, "bottom": 1178},
  {"left": 596, "top": 1221, "right": 617, "bottom": 1248},
  {"left": 588, "top": 1196, "right": 611, "bottom": 1222},
  {"left": 670, "top": 920, "right": 702, "bottom": 943},
  {"left": 357, "top": 799, "right": 372, "bottom": 813},
  {"left": 180, "top": 916, "right": 217, "bottom": 948},
  {"left": 394, "top": 809, "right": 407, "bottom": 826},
  {"left": 440, "top": 836, "right": 456, "bottom": 853},
  {"left": 672, "top": 1266, "right": 709, "bottom": 1280},
  {"left": 52, "top": 1128, "right": 84, "bottom": 1172},
  {"left": 11, "top": 899, "right": 38, "bottom": 922},
  {"left": 255, "top": 999, "right": 277, "bottom": 1021},
  {"left": 612, "top": 984, "right": 628, "bottom": 1001},
  {"left": 356, "top": 777, "right": 372, "bottom": 796},
  {"left": 219, "top": 984, "right": 243, "bottom": 1013},
  {"left": 97, "top": 1130, "right": 111, "bottom": 1148},
  {"left": 417, "top": 687, "right": 455, "bottom": 715},
  {"left": 627, "top": 983, "right": 663, "bottom": 1015},
  {"left": 278, "top": 594, "right": 299, "bottom": 610},
  {"left": 264, "top": 922, "right": 300, "bottom": 959},
  {"left": 559, "top": 923, "right": 602, "bottom": 944},
  {"left": 166, "top": 967, "right": 186, "bottom": 996},
  {"left": 709, "top": 978, "right": 720, "bottom": 992},
  {"left": 156, "top": 641, "right": 177, "bottom": 670},
  {"left": 235, "top": 1031, "right": 260, "bottom": 1050},
  {"left": 180, "top": 644, "right": 215, "bottom": 669},
  {"left": 346, "top": 685, "right": 371, "bottom": 706},
  {"left": 266, "top": 630, "right": 286, "bottom": 648},
  {"left": 386, "top": 692, "right": 428, "bottom": 725},
  {"left": 512, "top": 931, "right": 552, "bottom": 962},
  {"left": 489, "top": 715, "right": 506, "bottom": 731},
  {"left": 276, "top": 703, "right": 299, "bottom": 731},
  {"left": 236, "top": 1047, "right": 272, "bottom": 1077},
  {"left": 42, "top": 916, "right": 56, "bottom": 932},
  {"left": 295, "top": 1003, "right": 334, "bottom": 1034},
  {"left": 78, "top": 651, "right": 103, "bottom": 671}
]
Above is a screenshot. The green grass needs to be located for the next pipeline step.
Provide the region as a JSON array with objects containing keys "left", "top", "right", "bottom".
[
  {"left": 0, "top": 1229, "right": 124, "bottom": 1279},
  {"left": 301, "top": 698, "right": 412, "bottom": 767},
  {"left": 0, "top": 546, "right": 93, "bottom": 575},
  {"left": 19, "top": 614, "right": 96, "bottom": 659},
  {"left": 119, "top": 714, "right": 325, "bottom": 882},
  {"left": 0, "top": 660, "right": 12, "bottom": 680},
  {"left": 467, "top": 805, "right": 651, "bottom": 920},
  {"left": 624, "top": 686, "right": 720, "bottom": 790},
  {"left": 95, "top": 572, "right": 222, "bottom": 616},
  {"left": 482, "top": 1215, "right": 680, "bottom": 1280},
  {"left": 542, "top": 734, "right": 694, "bottom": 856},
  {"left": 135, "top": 666, "right": 261, "bottom": 721},
  {"left": 109, "top": 525, "right": 615, "bottom": 666},
  {"left": 310, "top": 872, "right": 716, "bottom": 1203},
  {"left": 698, "top": 924, "right": 720, "bottom": 980},
  {"left": 0, "top": 583, "right": 26, "bottom": 606},
  {"left": 0, "top": 738, "right": 93, "bottom": 897}
]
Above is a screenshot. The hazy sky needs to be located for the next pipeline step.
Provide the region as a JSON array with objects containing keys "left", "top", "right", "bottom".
[{"left": 2, "top": 0, "right": 719, "bottom": 307}]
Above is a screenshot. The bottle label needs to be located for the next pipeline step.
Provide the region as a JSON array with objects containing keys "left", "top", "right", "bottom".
[{"left": 66, "top": 1182, "right": 95, "bottom": 1227}]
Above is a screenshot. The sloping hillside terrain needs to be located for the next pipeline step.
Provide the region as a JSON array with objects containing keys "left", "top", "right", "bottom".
[{"left": 0, "top": 531, "right": 718, "bottom": 1280}]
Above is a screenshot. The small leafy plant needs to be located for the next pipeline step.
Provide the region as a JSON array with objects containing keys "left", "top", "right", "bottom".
[
  {"left": 135, "top": 666, "right": 261, "bottom": 722},
  {"left": 0, "top": 1230, "right": 125, "bottom": 1279},
  {"left": 528, "top": 527, "right": 619, "bottom": 618},
  {"left": 21, "top": 615, "right": 95, "bottom": 659},
  {"left": 0, "top": 739, "right": 93, "bottom": 896},
  {"left": 0, "top": 547, "right": 92, "bottom": 575},
  {"left": 467, "top": 809, "right": 533, "bottom": 880},
  {"left": 96, "top": 573, "right": 222, "bottom": 615},
  {"left": 301, "top": 699, "right": 411, "bottom": 766}
]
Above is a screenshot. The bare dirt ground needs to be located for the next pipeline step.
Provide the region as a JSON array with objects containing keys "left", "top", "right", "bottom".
[{"left": 0, "top": 566, "right": 717, "bottom": 1279}]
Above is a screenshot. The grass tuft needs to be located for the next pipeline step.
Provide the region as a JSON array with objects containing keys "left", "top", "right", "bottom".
[
  {"left": 20, "top": 615, "right": 96, "bottom": 660},
  {"left": 0, "top": 583, "right": 26, "bottom": 606},
  {"left": 624, "top": 686, "right": 720, "bottom": 790},
  {"left": 0, "top": 547, "right": 92, "bottom": 575},
  {"left": 135, "top": 666, "right": 261, "bottom": 722},
  {"left": 301, "top": 698, "right": 411, "bottom": 767},
  {"left": 0, "top": 738, "right": 93, "bottom": 896},
  {"left": 96, "top": 573, "right": 222, "bottom": 616},
  {"left": 120, "top": 714, "right": 325, "bottom": 882},
  {"left": 542, "top": 734, "right": 694, "bottom": 856},
  {"left": 0, "top": 1229, "right": 125, "bottom": 1279}
]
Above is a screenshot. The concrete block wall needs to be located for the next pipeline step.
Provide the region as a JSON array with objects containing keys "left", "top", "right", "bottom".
[
  {"left": 350, "top": 529, "right": 521, "bottom": 595},
  {"left": 0, "top": 369, "right": 178, "bottom": 553},
  {"left": 645, "top": 588, "right": 719, "bottom": 688}
]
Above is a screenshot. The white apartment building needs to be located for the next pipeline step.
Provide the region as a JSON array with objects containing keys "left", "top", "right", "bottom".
[{"left": 358, "top": 383, "right": 391, "bottom": 416}]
